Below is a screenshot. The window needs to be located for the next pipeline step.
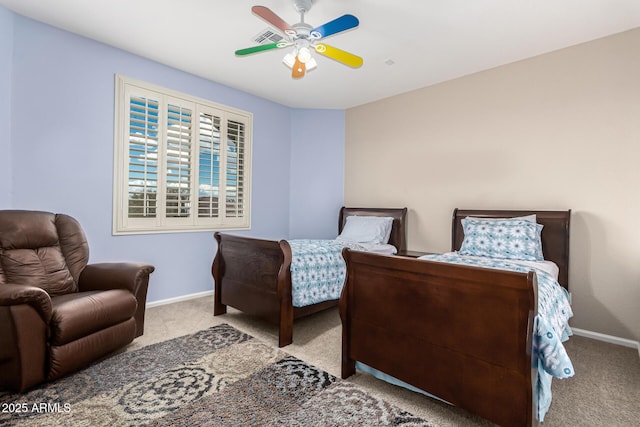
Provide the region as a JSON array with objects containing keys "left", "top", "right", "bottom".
[{"left": 113, "top": 75, "right": 252, "bottom": 234}]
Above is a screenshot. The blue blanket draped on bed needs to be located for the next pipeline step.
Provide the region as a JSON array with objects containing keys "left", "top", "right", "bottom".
[
  {"left": 418, "top": 253, "right": 574, "bottom": 421},
  {"left": 288, "top": 239, "right": 362, "bottom": 307}
]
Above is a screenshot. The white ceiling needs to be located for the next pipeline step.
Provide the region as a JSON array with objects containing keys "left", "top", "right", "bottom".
[{"left": 2, "top": 0, "right": 640, "bottom": 109}]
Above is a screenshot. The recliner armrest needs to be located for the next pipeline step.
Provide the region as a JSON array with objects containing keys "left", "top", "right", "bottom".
[
  {"left": 78, "top": 263, "right": 155, "bottom": 294},
  {"left": 78, "top": 263, "right": 154, "bottom": 338},
  {"left": 0, "top": 284, "right": 53, "bottom": 323}
]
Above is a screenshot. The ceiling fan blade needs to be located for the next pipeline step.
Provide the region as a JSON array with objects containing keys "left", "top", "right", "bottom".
[
  {"left": 291, "top": 56, "right": 306, "bottom": 79},
  {"left": 252, "top": 5, "right": 296, "bottom": 36},
  {"left": 315, "top": 44, "right": 363, "bottom": 68},
  {"left": 311, "top": 14, "right": 359, "bottom": 39},
  {"left": 235, "top": 42, "right": 288, "bottom": 56}
]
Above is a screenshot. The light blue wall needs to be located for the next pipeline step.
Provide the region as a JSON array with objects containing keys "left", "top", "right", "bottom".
[
  {"left": 289, "top": 109, "right": 345, "bottom": 238},
  {"left": 6, "top": 11, "right": 345, "bottom": 303},
  {"left": 0, "top": 6, "right": 12, "bottom": 208}
]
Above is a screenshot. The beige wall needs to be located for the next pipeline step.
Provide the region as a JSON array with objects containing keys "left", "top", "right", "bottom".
[{"left": 345, "top": 28, "right": 640, "bottom": 342}]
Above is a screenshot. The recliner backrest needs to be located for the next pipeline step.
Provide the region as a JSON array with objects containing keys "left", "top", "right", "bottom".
[{"left": 0, "top": 211, "right": 89, "bottom": 296}]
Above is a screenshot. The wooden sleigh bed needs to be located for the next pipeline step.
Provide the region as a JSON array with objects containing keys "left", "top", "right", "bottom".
[
  {"left": 340, "top": 209, "right": 571, "bottom": 427},
  {"left": 212, "top": 207, "right": 408, "bottom": 347}
]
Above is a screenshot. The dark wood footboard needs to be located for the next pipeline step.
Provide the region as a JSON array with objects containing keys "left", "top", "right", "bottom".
[
  {"left": 340, "top": 249, "right": 539, "bottom": 427},
  {"left": 213, "top": 232, "right": 295, "bottom": 347}
]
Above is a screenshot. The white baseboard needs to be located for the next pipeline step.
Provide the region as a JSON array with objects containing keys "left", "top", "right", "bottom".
[
  {"left": 571, "top": 327, "right": 639, "bottom": 356},
  {"left": 147, "top": 290, "right": 214, "bottom": 308}
]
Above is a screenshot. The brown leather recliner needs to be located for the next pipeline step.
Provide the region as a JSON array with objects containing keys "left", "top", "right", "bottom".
[{"left": 0, "top": 210, "right": 154, "bottom": 392}]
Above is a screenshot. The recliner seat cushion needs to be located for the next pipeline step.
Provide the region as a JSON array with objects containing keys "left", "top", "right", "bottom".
[{"left": 50, "top": 290, "right": 137, "bottom": 345}]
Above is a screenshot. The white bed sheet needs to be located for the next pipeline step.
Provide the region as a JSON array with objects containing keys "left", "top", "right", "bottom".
[
  {"left": 434, "top": 251, "right": 559, "bottom": 280},
  {"left": 344, "top": 241, "right": 397, "bottom": 255}
]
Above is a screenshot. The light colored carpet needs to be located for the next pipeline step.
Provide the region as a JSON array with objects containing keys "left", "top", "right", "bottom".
[
  {"left": 2, "top": 324, "right": 432, "bottom": 426},
  {"left": 134, "top": 296, "right": 640, "bottom": 426}
]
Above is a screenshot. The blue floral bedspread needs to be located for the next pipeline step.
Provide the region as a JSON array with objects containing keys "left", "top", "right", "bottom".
[
  {"left": 289, "top": 239, "right": 364, "bottom": 308},
  {"left": 419, "top": 253, "right": 574, "bottom": 421}
]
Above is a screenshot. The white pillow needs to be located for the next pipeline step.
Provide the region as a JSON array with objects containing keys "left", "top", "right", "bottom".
[
  {"left": 336, "top": 216, "right": 394, "bottom": 245},
  {"left": 465, "top": 214, "right": 537, "bottom": 223}
]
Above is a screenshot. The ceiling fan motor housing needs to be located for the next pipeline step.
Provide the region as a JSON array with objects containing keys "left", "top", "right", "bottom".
[{"left": 293, "top": 0, "right": 313, "bottom": 14}]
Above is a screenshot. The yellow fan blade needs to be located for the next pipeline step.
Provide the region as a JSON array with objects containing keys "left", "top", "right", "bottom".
[
  {"left": 314, "top": 44, "right": 363, "bottom": 68},
  {"left": 292, "top": 56, "right": 306, "bottom": 79}
]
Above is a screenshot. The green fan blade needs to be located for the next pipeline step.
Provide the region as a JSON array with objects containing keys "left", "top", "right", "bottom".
[{"left": 235, "top": 43, "right": 282, "bottom": 56}]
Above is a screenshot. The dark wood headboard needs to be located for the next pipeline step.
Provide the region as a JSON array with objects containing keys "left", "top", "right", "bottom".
[
  {"left": 451, "top": 209, "right": 571, "bottom": 289},
  {"left": 339, "top": 207, "right": 408, "bottom": 253}
]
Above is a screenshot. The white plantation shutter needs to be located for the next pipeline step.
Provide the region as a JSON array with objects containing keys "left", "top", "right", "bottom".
[
  {"left": 197, "top": 111, "right": 221, "bottom": 218},
  {"left": 113, "top": 75, "right": 252, "bottom": 234},
  {"left": 127, "top": 95, "right": 159, "bottom": 218},
  {"left": 226, "top": 119, "right": 246, "bottom": 219},
  {"left": 165, "top": 102, "right": 193, "bottom": 219}
]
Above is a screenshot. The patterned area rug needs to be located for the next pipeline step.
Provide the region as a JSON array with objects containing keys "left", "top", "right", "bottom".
[{"left": 0, "top": 324, "right": 431, "bottom": 426}]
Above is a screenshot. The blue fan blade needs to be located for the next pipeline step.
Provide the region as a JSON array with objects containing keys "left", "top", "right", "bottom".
[{"left": 311, "top": 14, "right": 359, "bottom": 39}]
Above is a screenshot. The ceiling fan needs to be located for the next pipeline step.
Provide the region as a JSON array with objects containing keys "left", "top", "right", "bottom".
[{"left": 235, "top": 0, "right": 363, "bottom": 79}]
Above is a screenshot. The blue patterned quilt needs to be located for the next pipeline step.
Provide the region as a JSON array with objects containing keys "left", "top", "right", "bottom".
[
  {"left": 418, "top": 253, "right": 574, "bottom": 421},
  {"left": 288, "top": 239, "right": 366, "bottom": 308}
]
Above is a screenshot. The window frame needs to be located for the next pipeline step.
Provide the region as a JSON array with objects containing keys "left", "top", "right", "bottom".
[{"left": 113, "top": 74, "right": 252, "bottom": 235}]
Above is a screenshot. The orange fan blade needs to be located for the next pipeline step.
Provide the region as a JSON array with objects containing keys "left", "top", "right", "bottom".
[{"left": 292, "top": 56, "right": 306, "bottom": 79}]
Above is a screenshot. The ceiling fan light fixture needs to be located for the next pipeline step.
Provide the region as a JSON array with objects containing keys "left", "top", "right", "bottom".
[
  {"left": 305, "top": 57, "right": 317, "bottom": 71},
  {"left": 283, "top": 51, "right": 316, "bottom": 72},
  {"left": 298, "top": 46, "right": 312, "bottom": 63},
  {"left": 283, "top": 52, "right": 296, "bottom": 69}
]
